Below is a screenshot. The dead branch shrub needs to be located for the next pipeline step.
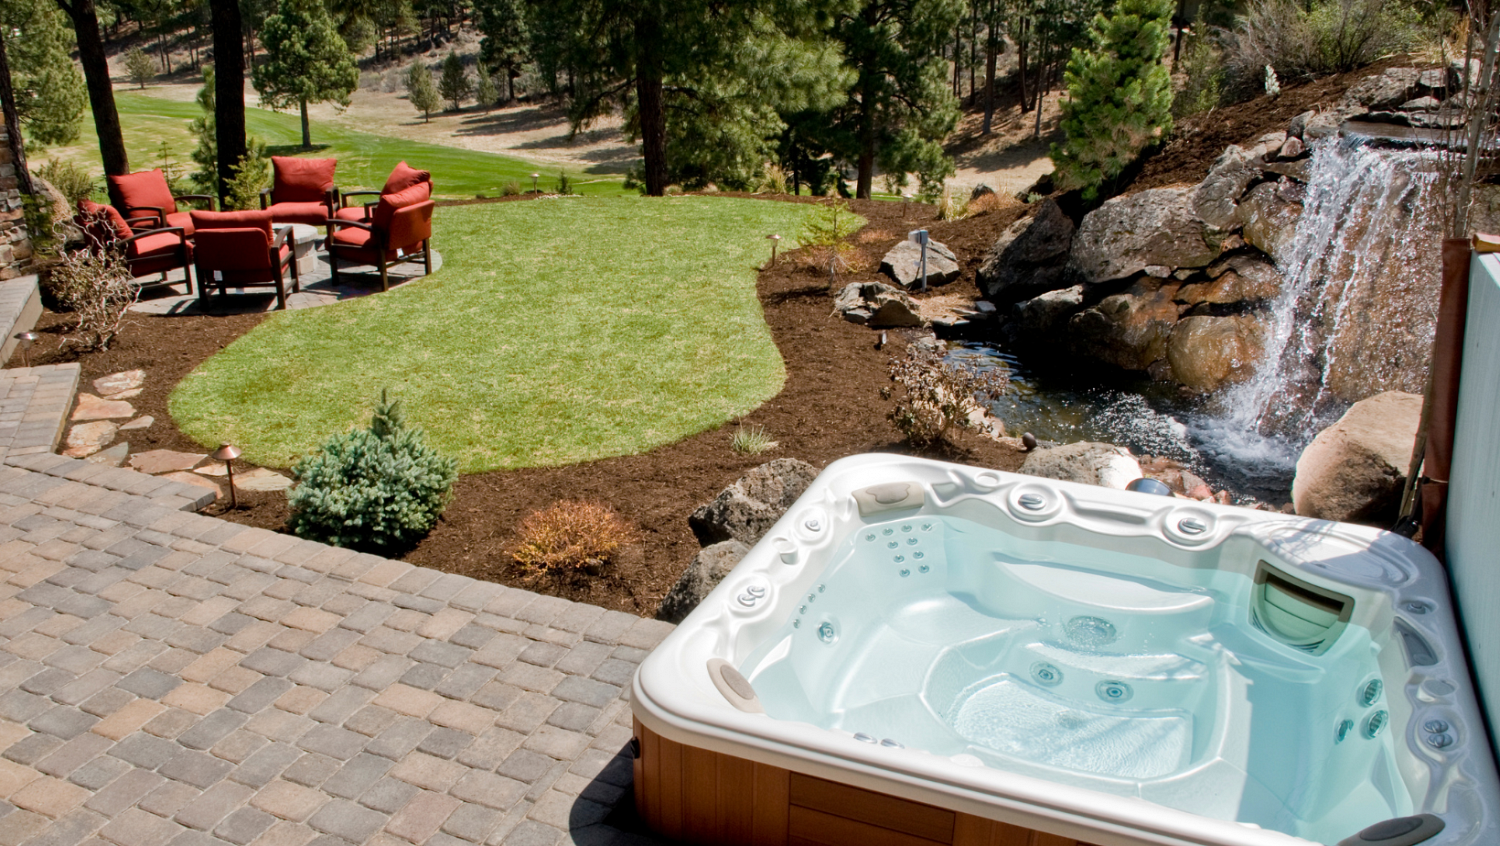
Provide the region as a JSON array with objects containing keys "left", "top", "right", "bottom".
[
  {"left": 511, "top": 500, "right": 641, "bottom": 578},
  {"left": 1225, "top": 0, "right": 1424, "bottom": 81},
  {"left": 885, "top": 345, "right": 1009, "bottom": 446},
  {"left": 46, "top": 243, "right": 138, "bottom": 352}
]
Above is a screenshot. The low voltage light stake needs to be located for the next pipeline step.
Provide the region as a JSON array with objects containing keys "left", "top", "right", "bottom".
[
  {"left": 909, "top": 229, "right": 930, "bottom": 292},
  {"left": 768, "top": 234, "right": 781, "bottom": 266},
  {"left": 14, "top": 331, "right": 37, "bottom": 367},
  {"left": 531, "top": 173, "right": 539, "bottom": 195},
  {"left": 213, "top": 443, "right": 242, "bottom": 509}
]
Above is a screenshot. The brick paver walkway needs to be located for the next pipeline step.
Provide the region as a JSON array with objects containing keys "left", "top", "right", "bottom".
[
  {"left": 0, "top": 366, "right": 81, "bottom": 461},
  {"left": 0, "top": 451, "right": 674, "bottom": 846}
]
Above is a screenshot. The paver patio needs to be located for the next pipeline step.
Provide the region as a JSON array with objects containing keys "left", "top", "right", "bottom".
[{"left": 0, "top": 448, "right": 674, "bottom": 846}]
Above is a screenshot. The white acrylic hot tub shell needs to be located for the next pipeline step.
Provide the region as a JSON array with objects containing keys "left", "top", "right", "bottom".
[{"left": 632, "top": 455, "right": 1500, "bottom": 846}]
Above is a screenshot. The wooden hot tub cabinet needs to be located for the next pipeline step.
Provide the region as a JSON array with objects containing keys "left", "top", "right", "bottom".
[{"left": 633, "top": 720, "right": 1101, "bottom": 846}]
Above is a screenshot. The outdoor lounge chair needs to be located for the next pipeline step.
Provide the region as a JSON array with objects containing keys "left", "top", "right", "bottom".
[
  {"left": 335, "top": 161, "right": 431, "bottom": 223},
  {"left": 326, "top": 181, "right": 434, "bottom": 292},
  {"left": 260, "top": 157, "right": 339, "bottom": 232},
  {"left": 75, "top": 198, "right": 194, "bottom": 294},
  {"left": 106, "top": 169, "right": 217, "bottom": 237},
  {"left": 190, "top": 209, "right": 300, "bottom": 310}
]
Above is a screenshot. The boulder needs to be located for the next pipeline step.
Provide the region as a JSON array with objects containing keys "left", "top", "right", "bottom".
[
  {"left": 1291, "top": 392, "right": 1422, "bottom": 523},
  {"left": 1401, "top": 96, "right": 1442, "bottom": 111},
  {"left": 1177, "top": 255, "right": 1283, "bottom": 305},
  {"left": 1067, "top": 280, "right": 1182, "bottom": 372},
  {"left": 1192, "top": 145, "right": 1262, "bottom": 230},
  {"left": 1013, "top": 285, "right": 1085, "bottom": 335},
  {"left": 833, "top": 281, "right": 923, "bottom": 327},
  {"left": 1070, "top": 187, "right": 1224, "bottom": 284},
  {"left": 976, "top": 199, "right": 1075, "bottom": 304},
  {"left": 970, "top": 183, "right": 995, "bottom": 200},
  {"left": 1343, "top": 68, "right": 1421, "bottom": 111},
  {"left": 1019, "top": 441, "right": 1142, "bottom": 490},
  {"left": 1167, "top": 315, "right": 1266, "bottom": 392},
  {"left": 656, "top": 540, "right": 750, "bottom": 623},
  {"left": 1239, "top": 181, "right": 1303, "bottom": 265},
  {"left": 1287, "top": 110, "right": 1315, "bottom": 139},
  {"left": 880, "top": 239, "right": 960, "bottom": 289},
  {"left": 1276, "top": 136, "right": 1305, "bottom": 160},
  {"left": 689, "top": 458, "right": 819, "bottom": 546}
]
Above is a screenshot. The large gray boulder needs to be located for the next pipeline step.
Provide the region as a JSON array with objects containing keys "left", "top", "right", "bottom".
[
  {"left": 657, "top": 540, "right": 750, "bottom": 623},
  {"left": 1343, "top": 68, "right": 1421, "bottom": 111},
  {"left": 1192, "top": 145, "right": 1263, "bottom": 230},
  {"left": 1167, "top": 315, "right": 1266, "bottom": 392},
  {"left": 1239, "top": 182, "right": 1304, "bottom": 265},
  {"left": 1067, "top": 280, "right": 1182, "bottom": 372},
  {"left": 1013, "top": 285, "right": 1085, "bottom": 335},
  {"left": 1019, "top": 441, "right": 1143, "bottom": 490},
  {"left": 1292, "top": 392, "right": 1422, "bottom": 523},
  {"left": 689, "top": 458, "right": 819, "bottom": 546},
  {"left": 881, "top": 239, "right": 960, "bottom": 289},
  {"left": 1070, "top": 187, "right": 1224, "bottom": 284},
  {"left": 833, "top": 281, "right": 923, "bottom": 327},
  {"left": 976, "top": 199, "right": 1075, "bottom": 304}
]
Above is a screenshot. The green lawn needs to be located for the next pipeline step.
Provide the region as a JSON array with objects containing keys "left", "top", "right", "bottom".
[
  {"left": 169, "top": 196, "right": 818, "bottom": 472},
  {"left": 33, "top": 92, "right": 628, "bottom": 199}
]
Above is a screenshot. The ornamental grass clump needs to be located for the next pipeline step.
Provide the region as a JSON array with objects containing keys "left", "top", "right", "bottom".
[
  {"left": 511, "top": 500, "right": 640, "bottom": 579},
  {"left": 288, "top": 392, "right": 457, "bottom": 553}
]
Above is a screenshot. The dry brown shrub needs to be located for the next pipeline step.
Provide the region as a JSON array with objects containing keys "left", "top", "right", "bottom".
[
  {"left": 511, "top": 500, "right": 641, "bottom": 579},
  {"left": 966, "top": 191, "right": 1019, "bottom": 217}
]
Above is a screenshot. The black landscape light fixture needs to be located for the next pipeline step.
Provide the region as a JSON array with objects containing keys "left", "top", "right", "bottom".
[
  {"left": 212, "top": 443, "right": 243, "bottom": 508},
  {"left": 768, "top": 233, "right": 781, "bottom": 266},
  {"left": 14, "top": 331, "right": 37, "bottom": 367}
]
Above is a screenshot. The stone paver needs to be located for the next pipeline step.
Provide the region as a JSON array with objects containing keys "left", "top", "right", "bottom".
[
  {"left": 0, "top": 364, "right": 81, "bottom": 462},
  {"left": 0, "top": 449, "right": 674, "bottom": 846}
]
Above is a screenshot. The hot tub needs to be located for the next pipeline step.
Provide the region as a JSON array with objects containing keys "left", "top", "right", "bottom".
[{"left": 631, "top": 455, "right": 1499, "bottom": 846}]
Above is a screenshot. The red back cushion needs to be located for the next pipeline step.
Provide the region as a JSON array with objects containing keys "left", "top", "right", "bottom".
[
  {"left": 372, "top": 182, "right": 433, "bottom": 232},
  {"left": 190, "top": 209, "right": 275, "bottom": 239},
  {"left": 381, "top": 162, "right": 431, "bottom": 195},
  {"left": 272, "top": 157, "right": 337, "bottom": 203},
  {"left": 386, "top": 201, "right": 434, "bottom": 251},
  {"left": 107, "top": 169, "right": 176, "bottom": 217},
  {"left": 75, "top": 199, "right": 132, "bottom": 246}
]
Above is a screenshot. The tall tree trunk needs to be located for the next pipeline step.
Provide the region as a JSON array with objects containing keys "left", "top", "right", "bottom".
[
  {"left": 1017, "top": 17, "right": 1031, "bottom": 114},
  {"left": 57, "top": 0, "right": 129, "bottom": 175},
  {"left": 635, "top": 17, "right": 667, "bottom": 196},
  {"left": 0, "top": 33, "right": 32, "bottom": 196},
  {"left": 507, "top": 68, "right": 515, "bottom": 102},
  {"left": 300, "top": 100, "right": 311, "bottom": 148},
  {"left": 856, "top": 73, "right": 877, "bottom": 199},
  {"left": 969, "top": 3, "right": 978, "bottom": 105},
  {"left": 212, "top": 0, "right": 247, "bottom": 205},
  {"left": 983, "top": 29, "right": 998, "bottom": 134},
  {"left": 952, "top": 28, "right": 961, "bottom": 97}
]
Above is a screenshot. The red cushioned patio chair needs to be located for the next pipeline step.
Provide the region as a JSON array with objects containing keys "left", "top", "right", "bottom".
[
  {"left": 106, "top": 169, "right": 217, "bottom": 237},
  {"left": 190, "top": 209, "right": 300, "bottom": 310},
  {"left": 74, "top": 199, "right": 194, "bottom": 294},
  {"left": 335, "top": 161, "right": 431, "bottom": 223},
  {"left": 260, "top": 157, "right": 339, "bottom": 234},
  {"left": 326, "top": 180, "right": 434, "bottom": 292}
]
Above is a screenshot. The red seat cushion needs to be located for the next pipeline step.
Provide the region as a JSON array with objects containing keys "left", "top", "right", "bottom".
[
  {"left": 165, "top": 211, "right": 195, "bottom": 237},
  {"left": 75, "top": 199, "right": 132, "bottom": 246},
  {"left": 271, "top": 157, "right": 337, "bottom": 203},
  {"left": 124, "top": 229, "right": 190, "bottom": 280},
  {"left": 381, "top": 162, "right": 431, "bottom": 195},
  {"left": 107, "top": 170, "right": 177, "bottom": 218},
  {"left": 334, "top": 206, "right": 371, "bottom": 222},
  {"left": 266, "top": 201, "right": 332, "bottom": 227},
  {"left": 190, "top": 209, "right": 274, "bottom": 239}
]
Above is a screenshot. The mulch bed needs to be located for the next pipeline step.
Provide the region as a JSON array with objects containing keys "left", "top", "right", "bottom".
[{"left": 21, "top": 194, "right": 1028, "bottom": 616}]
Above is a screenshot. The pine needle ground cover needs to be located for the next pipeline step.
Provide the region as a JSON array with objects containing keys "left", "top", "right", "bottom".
[{"left": 170, "top": 197, "right": 819, "bottom": 472}]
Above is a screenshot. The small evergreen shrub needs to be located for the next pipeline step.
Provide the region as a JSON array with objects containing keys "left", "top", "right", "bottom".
[
  {"left": 555, "top": 171, "right": 573, "bottom": 195},
  {"left": 225, "top": 141, "right": 272, "bottom": 211},
  {"left": 288, "top": 392, "right": 458, "bottom": 553},
  {"left": 511, "top": 500, "right": 640, "bottom": 578},
  {"left": 886, "top": 345, "right": 1009, "bottom": 447},
  {"left": 37, "top": 160, "right": 95, "bottom": 205},
  {"left": 125, "top": 48, "right": 156, "bottom": 89},
  {"left": 797, "top": 198, "right": 861, "bottom": 278}
]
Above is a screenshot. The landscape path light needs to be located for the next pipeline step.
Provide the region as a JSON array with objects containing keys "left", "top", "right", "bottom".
[
  {"left": 14, "top": 331, "right": 37, "bottom": 367},
  {"left": 767, "top": 233, "right": 781, "bottom": 266},
  {"left": 531, "top": 173, "right": 539, "bottom": 194},
  {"left": 212, "top": 443, "right": 243, "bottom": 509}
]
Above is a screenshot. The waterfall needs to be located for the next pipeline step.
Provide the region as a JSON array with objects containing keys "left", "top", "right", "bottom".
[{"left": 1223, "top": 135, "right": 1444, "bottom": 446}]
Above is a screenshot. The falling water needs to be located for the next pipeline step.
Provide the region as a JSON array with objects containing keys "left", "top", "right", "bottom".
[{"left": 1223, "top": 135, "right": 1444, "bottom": 443}]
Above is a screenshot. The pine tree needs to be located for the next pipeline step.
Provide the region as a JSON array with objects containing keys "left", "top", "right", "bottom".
[
  {"left": 252, "top": 0, "right": 360, "bottom": 148},
  {"left": 1049, "top": 0, "right": 1174, "bottom": 201},
  {"left": 0, "top": 0, "right": 86, "bottom": 146},
  {"left": 438, "top": 50, "right": 471, "bottom": 110},
  {"left": 189, "top": 65, "right": 217, "bottom": 192},
  {"left": 474, "top": 0, "right": 527, "bottom": 102},
  {"left": 406, "top": 63, "right": 441, "bottom": 122},
  {"left": 124, "top": 47, "right": 155, "bottom": 88},
  {"left": 474, "top": 64, "right": 498, "bottom": 110}
]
